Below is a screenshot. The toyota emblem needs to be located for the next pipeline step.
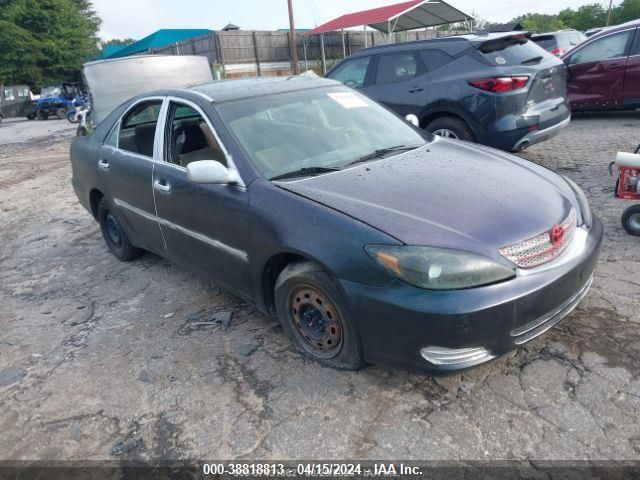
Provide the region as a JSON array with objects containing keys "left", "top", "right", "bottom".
[{"left": 549, "top": 224, "right": 565, "bottom": 246}]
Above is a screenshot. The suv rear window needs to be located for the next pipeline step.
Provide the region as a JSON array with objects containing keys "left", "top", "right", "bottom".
[
  {"left": 532, "top": 35, "right": 557, "bottom": 51},
  {"left": 479, "top": 38, "right": 547, "bottom": 65}
]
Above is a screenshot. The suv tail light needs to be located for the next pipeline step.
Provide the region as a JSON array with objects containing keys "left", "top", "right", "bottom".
[
  {"left": 469, "top": 76, "right": 530, "bottom": 93},
  {"left": 549, "top": 47, "right": 567, "bottom": 56}
]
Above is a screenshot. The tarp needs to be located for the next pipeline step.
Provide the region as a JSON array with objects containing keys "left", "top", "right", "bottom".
[
  {"left": 307, "top": 0, "right": 471, "bottom": 35},
  {"left": 105, "top": 29, "right": 212, "bottom": 59}
]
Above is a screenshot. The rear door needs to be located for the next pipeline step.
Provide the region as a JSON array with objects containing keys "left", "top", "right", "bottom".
[
  {"left": 565, "top": 28, "right": 635, "bottom": 109},
  {"left": 363, "top": 51, "right": 427, "bottom": 116},
  {"left": 623, "top": 28, "right": 640, "bottom": 108},
  {"left": 100, "top": 98, "right": 165, "bottom": 254}
]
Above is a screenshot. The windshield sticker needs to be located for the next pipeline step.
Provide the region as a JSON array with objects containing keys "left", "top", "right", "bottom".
[
  {"left": 327, "top": 92, "right": 368, "bottom": 109},
  {"left": 494, "top": 56, "right": 507, "bottom": 65}
]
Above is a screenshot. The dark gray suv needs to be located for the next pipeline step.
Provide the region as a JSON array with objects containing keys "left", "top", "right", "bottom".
[{"left": 326, "top": 32, "right": 570, "bottom": 152}]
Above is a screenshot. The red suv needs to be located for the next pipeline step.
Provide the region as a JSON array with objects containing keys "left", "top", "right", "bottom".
[{"left": 562, "top": 20, "right": 640, "bottom": 111}]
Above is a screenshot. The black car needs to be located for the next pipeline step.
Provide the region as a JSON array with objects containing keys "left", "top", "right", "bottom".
[
  {"left": 531, "top": 29, "right": 587, "bottom": 57},
  {"left": 326, "top": 33, "right": 570, "bottom": 152},
  {"left": 71, "top": 77, "right": 602, "bottom": 373}
]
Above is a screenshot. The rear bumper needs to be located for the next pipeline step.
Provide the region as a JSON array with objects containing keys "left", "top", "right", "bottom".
[
  {"left": 512, "top": 115, "right": 571, "bottom": 151},
  {"left": 340, "top": 217, "right": 603, "bottom": 374}
]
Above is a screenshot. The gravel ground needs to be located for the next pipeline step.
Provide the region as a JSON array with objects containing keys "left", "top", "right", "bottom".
[{"left": 0, "top": 113, "right": 639, "bottom": 461}]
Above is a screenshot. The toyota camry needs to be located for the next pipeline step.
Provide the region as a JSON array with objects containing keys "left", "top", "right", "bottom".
[{"left": 70, "top": 77, "right": 602, "bottom": 373}]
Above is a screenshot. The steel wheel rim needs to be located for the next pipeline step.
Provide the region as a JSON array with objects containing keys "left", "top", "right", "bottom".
[
  {"left": 433, "top": 128, "right": 458, "bottom": 139},
  {"left": 629, "top": 213, "right": 640, "bottom": 230},
  {"left": 289, "top": 286, "right": 343, "bottom": 359},
  {"left": 105, "top": 212, "right": 122, "bottom": 247}
]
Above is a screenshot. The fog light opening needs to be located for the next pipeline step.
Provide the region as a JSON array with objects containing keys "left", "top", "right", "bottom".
[{"left": 420, "top": 346, "right": 495, "bottom": 366}]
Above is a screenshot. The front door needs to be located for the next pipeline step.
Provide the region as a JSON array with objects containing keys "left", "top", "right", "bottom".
[
  {"left": 101, "top": 98, "right": 165, "bottom": 255},
  {"left": 566, "top": 29, "right": 635, "bottom": 109},
  {"left": 152, "top": 99, "right": 251, "bottom": 295}
]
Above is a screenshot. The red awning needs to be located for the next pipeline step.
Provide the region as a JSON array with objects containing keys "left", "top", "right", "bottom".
[{"left": 307, "top": 0, "right": 471, "bottom": 35}]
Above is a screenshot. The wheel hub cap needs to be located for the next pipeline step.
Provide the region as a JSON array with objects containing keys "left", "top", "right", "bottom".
[
  {"left": 433, "top": 128, "right": 458, "bottom": 139},
  {"left": 630, "top": 213, "right": 640, "bottom": 230}
]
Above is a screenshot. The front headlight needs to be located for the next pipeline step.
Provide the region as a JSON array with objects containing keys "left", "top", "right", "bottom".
[
  {"left": 563, "top": 176, "right": 592, "bottom": 227},
  {"left": 365, "top": 245, "right": 516, "bottom": 290}
]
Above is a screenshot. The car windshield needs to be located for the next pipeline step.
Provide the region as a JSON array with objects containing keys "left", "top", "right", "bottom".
[
  {"left": 216, "top": 86, "right": 427, "bottom": 180},
  {"left": 40, "top": 86, "right": 61, "bottom": 99}
]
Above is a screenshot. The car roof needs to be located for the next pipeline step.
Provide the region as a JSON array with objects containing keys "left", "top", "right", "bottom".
[
  {"left": 532, "top": 29, "right": 582, "bottom": 37},
  {"left": 347, "top": 31, "right": 531, "bottom": 58},
  {"left": 587, "top": 18, "right": 639, "bottom": 41},
  {"left": 185, "top": 76, "right": 341, "bottom": 103}
]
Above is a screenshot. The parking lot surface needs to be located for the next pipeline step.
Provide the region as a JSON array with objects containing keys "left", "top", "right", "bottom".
[{"left": 1, "top": 114, "right": 639, "bottom": 460}]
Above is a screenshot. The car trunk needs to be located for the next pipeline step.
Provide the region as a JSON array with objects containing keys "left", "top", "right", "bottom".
[{"left": 473, "top": 35, "right": 568, "bottom": 122}]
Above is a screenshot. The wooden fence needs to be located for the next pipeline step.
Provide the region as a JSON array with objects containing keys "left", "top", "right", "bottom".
[{"left": 147, "top": 29, "right": 467, "bottom": 78}]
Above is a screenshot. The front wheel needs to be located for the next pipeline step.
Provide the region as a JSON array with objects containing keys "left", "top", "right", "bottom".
[
  {"left": 425, "top": 116, "right": 474, "bottom": 142},
  {"left": 56, "top": 107, "right": 67, "bottom": 120},
  {"left": 97, "top": 198, "right": 142, "bottom": 261},
  {"left": 37, "top": 110, "right": 48, "bottom": 121},
  {"left": 274, "top": 262, "right": 364, "bottom": 370},
  {"left": 622, "top": 204, "right": 640, "bottom": 236}
]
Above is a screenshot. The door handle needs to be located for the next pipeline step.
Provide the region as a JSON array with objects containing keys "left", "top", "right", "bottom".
[
  {"left": 98, "top": 159, "right": 110, "bottom": 170},
  {"left": 408, "top": 87, "right": 424, "bottom": 93},
  {"left": 153, "top": 179, "right": 171, "bottom": 193}
]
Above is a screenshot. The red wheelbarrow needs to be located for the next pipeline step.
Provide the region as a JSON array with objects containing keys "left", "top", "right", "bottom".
[{"left": 610, "top": 143, "right": 640, "bottom": 236}]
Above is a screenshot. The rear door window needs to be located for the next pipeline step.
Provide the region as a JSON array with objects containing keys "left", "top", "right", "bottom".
[
  {"left": 419, "top": 49, "right": 453, "bottom": 72},
  {"left": 118, "top": 100, "right": 163, "bottom": 157},
  {"left": 375, "top": 52, "right": 422, "bottom": 84},
  {"left": 568, "top": 29, "right": 634, "bottom": 65},
  {"left": 479, "top": 38, "right": 547, "bottom": 65},
  {"left": 328, "top": 57, "right": 371, "bottom": 88}
]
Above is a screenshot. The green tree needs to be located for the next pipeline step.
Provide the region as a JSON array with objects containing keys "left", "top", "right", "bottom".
[
  {"left": 611, "top": 0, "right": 640, "bottom": 24},
  {"left": 0, "top": 20, "right": 43, "bottom": 86},
  {"left": 558, "top": 4, "right": 606, "bottom": 30},
  {"left": 0, "top": 0, "right": 101, "bottom": 88},
  {"left": 102, "top": 38, "right": 136, "bottom": 47}
]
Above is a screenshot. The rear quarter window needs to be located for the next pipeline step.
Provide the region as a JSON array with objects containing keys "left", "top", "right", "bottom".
[
  {"left": 480, "top": 39, "right": 548, "bottom": 65},
  {"left": 419, "top": 49, "right": 453, "bottom": 72}
]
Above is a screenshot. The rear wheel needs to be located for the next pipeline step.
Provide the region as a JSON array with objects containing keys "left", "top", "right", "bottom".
[
  {"left": 425, "top": 116, "right": 474, "bottom": 142},
  {"left": 622, "top": 204, "right": 640, "bottom": 236},
  {"left": 274, "top": 262, "right": 364, "bottom": 370},
  {"left": 37, "top": 110, "right": 48, "bottom": 121},
  {"left": 97, "top": 198, "right": 142, "bottom": 261}
]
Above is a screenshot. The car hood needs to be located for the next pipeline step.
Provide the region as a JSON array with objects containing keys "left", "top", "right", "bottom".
[{"left": 276, "top": 138, "right": 578, "bottom": 260}]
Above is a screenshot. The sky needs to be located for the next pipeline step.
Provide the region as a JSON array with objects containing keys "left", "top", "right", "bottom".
[{"left": 93, "top": 0, "right": 614, "bottom": 40}]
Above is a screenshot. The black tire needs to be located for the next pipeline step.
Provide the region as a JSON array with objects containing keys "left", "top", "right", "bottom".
[
  {"left": 274, "top": 261, "right": 364, "bottom": 370},
  {"left": 56, "top": 107, "right": 67, "bottom": 120},
  {"left": 97, "top": 198, "right": 142, "bottom": 261},
  {"left": 26, "top": 114, "right": 36, "bottom": 120},
  {"left": 622, "top": 204, "right": 640, "bottom": 236},
  {"left": 37, "top": 110, "right": 48, "bottom": 121},
  {"left": 425, "top": 116, "right": 475, "bottom": 142}
]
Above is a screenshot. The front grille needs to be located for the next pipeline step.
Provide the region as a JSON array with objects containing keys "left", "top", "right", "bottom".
[{"left": 498, "top": 209, "right": 577, "bottom": 269}]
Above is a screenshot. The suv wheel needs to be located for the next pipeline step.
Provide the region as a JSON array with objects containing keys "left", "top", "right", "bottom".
[{"left": 425, "top": 116, "right": 474, "bottom": 142}]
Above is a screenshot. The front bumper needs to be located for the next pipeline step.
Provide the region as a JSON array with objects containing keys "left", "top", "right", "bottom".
[{"left": 341, "top": 217, "right": 603, "bottom": 374}]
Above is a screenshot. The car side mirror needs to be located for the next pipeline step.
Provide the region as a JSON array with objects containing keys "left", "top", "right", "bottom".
[
  {"left": 405, "top": 114, "right": 419, "bottom": 127},
  {"left": 187, "top": 160, "right": 235, "bottom": 184}
]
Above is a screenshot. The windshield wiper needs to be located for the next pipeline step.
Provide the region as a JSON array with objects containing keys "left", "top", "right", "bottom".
[
  {"left": 521, "top": 56, "right": 543, "bottom": 65},
  {"left": 269, "top": 166, "right": 341, "bottom": 181},
  {"left": 345, "top": 145, "right": 420, "bottom": 167}
]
